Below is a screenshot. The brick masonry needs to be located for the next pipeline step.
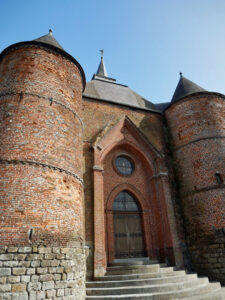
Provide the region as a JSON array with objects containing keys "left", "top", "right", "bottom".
[
  {"left": 1, "top": 34, "right": 225, "bottom": 291},
  {"left": 82, "top": 102, "right": 183, "bottom": 276},
  {"left": 165, "top": 94, "right": 225, "bottom": 282},
  {"left": 82, "top": 98, "right": 165, "bottom": 244},
  {"left": 0, "top": 43, "right": 87, "bottom": 297},
  {"left": 82, "top": 99, "right": 168, "bottom": 276},
  {"left": 0, "top": 246, "right": 88, "bottom": 300},
  {"left": 0, "top": 45, "right": 84, "bottom": 246}
]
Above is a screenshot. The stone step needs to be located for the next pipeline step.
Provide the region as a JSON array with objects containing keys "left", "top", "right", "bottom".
[
  {"left": 86, "top": 283, "right": 221, "bottom": 299},
  {"left": 86, "top": 262, "right": 225, "bottom": 300},
  {"left": 86, "top": 277, "right": 209, "bottom": 296},
  {"left": 110, "top": 258, "right": 154, "bottom": 266},
  {"left": 87, "top": 273, "right": 197, "bottom": 288},
  {"left": 106, "top": 265, "right": 174, "bottom": 275},
  {"left": 183, "top": 287, "right": 225, "bottom": 300},
  {"left": 93, "top": 270, "right": 186, "bottom": 281},
  {"left": 107, "top": 264, "right": 158, "bottom": 270}
]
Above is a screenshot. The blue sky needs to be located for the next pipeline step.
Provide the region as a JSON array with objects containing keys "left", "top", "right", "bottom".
[{"left": 1, "top": 0, "right": 225, "bottom": 103}]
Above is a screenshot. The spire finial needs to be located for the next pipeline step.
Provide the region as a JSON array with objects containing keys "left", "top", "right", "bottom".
[
  {"left": 49, "top": 29, "right": 53, "bottom": 34},
  {"left": 179, "top": 72, "right": 183, "bottom": 78},
  {"left": 100, "top": 49, "right": 104, "bottom": 58}
]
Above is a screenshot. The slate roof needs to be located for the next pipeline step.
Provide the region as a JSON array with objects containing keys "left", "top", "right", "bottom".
[
  {"left": 33, "top": 29, "right": 64, "bottom": 50},
  {"left": 171, "top": 73, "right": 206, "bottom": 102},
  {"left": 84, "top": 55, "right": 158, "bottom": 111},
  {"left": 154, "top": 102, "right": 170, "bottom": 112},
  {"left": 83, "top": 77, "right": 157, "bottom": 111}
]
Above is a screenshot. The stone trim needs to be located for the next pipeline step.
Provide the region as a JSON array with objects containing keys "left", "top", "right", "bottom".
[
  {"left": 174, "top": 136, "right": 225, "bottom": 151},
  {"left": 150, "top": 172, "right": 168, "bottom": 180},
  {"left": 182, "top": 183, "right": 225, "bottom": 198},
  {"left": 93, "top": 165, "right": 104, "bottom": 172},
  {"left": 0, "top": 92, "right": 83, "bottom": 128},
  {"left": 0, "top": 159, "right": 83, "bottom": 184}
]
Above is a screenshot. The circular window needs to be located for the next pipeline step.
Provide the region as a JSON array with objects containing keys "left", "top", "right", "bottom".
[{"left": 115, "top": 155, "right": 134, "bottom": 176}]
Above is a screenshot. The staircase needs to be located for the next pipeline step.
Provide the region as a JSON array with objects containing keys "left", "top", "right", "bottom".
[{"left": 86, "top": 259, "right": 225, "bottom": 299}]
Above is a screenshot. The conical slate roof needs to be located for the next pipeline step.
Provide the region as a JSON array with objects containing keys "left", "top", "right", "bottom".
[
  {"left": 33, "top": 29, "right": 64, "bottom": 50},
  {"left": 96, "top": 57, "right": 108, "bottom": 77},
  {"left": 171, "top": 73, "right": 206, "bottom": 102}
]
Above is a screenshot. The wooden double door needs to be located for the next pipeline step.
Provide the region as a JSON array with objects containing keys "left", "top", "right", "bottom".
[{"left": 113, "top": 212, "right": 145, "bottom": 258}]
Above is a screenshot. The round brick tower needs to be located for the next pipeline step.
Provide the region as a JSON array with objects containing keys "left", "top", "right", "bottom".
[
  {"left": 0, "top": 31, "right": 87, "bottom": 299},
  {"left": 165, "top": 74, "right": 225, "bottom": 283}
]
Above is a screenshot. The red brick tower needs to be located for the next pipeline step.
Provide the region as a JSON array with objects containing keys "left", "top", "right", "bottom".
[
  {"left": 165, "top": 74, "right": 225, "bottom": 283},
  {"left": 0, "top": 31, "right": 87, "bottom": 298}
]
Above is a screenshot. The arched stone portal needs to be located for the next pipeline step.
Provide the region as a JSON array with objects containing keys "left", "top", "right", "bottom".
[{"left": 92, "top": 117, "right": 183, "bottom": 277}]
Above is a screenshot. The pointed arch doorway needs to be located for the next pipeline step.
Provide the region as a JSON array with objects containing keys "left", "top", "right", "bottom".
[
  {"left": 93, "top": 116, "right": 182, "bottom": 277},
  {"left": 113, "top": 191, "right": 146, "bottom": 259}
]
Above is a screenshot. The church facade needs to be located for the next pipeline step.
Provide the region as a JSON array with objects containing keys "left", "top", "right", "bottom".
[{"left": 0, "top": 31, "right": 224, "bottom": 299}]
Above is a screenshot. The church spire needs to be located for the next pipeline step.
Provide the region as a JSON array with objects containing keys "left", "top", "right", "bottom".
[
  {"left": 96, "top": 49, "right": 108, "bottom": 77},
  {"left": 92, "top": 50, "right": 116, "bottom": 82}
]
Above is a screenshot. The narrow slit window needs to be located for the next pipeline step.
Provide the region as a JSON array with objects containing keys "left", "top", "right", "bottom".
[{"left": 215, "top": 173, "right": 223, "bottom": 184}]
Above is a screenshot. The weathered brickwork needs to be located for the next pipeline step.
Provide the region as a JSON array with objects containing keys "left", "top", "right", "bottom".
[
  {"left": 82, "top": 101, "right": 182, "bottom": 277},
  {"left": 0, "top": 165, "right": 83, "bottom": 246},
  {"left": 1, "top": 32, "right": 225, "bottom": 292},
  {"left": 103, "top": 142, "right": 166, "bottom": 261},
  {"left": 0, "top": 246, "right": 88, "bottom": 300},
  {"left": 82, "top": 98, "right": 165, "bottom": 241},
  {"left": 0, "top": 42, "right": 87, "bottom": 297},
  {"left": 82, "top": 99, "right": 166, "bottom": 276},
  {"left": 0, "top": 45, "right": 84, "bottom": 246},
  {"left": 165, "top": 94, "right": 225, "bottom": 282},
  {"left": 190, "top": 243, "right": 225, "bottom": 285},
  {"left": 82, "top": 99, "right": 165, "bottom": 152},
  {"left": 0, "top": 47, "right": 84, "bottom": 113}
]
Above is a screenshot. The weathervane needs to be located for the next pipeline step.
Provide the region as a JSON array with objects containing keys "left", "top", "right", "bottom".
[{"left": 100, "top": 49, "right": 104, "bottom": 58}]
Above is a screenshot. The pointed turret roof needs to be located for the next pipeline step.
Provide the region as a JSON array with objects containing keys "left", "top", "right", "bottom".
[
  {"left": 92, "top": 50, "right": 116, "bottom": 82},
  {"left": 33, "top": 29, "right": 64, "bottom": 50},
  {"left": 171, "top": 73, "right": 206, "bottom": 102},
  {"left": 96, "top": 50, "right": 108, "bottom": 77}
]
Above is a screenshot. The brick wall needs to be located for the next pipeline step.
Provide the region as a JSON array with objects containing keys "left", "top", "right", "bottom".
[
  {"left": 0, "top": 45, "right": 84, "bottom": 246},
  {"left": 82, "top": 98, "right": 165, "bottom": 240},
  {"left": 165, "top": 94, "right": 225, "bottom": 283},
  {"left": 103, "top": 144, "right": 162, "bottom": 261},
  {"left": 0, "top": 44, "right": 87, "bottom": 296},
  {"left": 82, "top": 99, "right": 166, "bottom": 276},
  {"left": 82, "top": 99, "right": 181, "bottom": 276}
]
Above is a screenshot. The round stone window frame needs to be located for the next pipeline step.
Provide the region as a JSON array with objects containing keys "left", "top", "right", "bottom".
[{"left": 113, "top": 153, "right": 135, "bottom": 177}]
